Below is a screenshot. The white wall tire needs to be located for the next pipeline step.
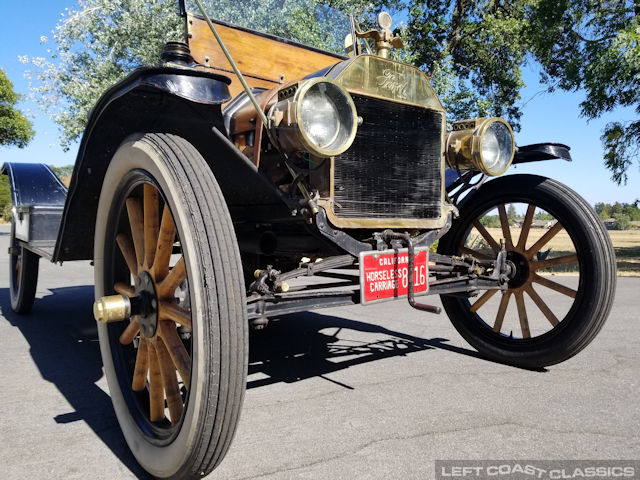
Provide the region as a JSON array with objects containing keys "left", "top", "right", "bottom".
[{"left": 94, "top": 133, "right": 247, "bottom": 478}]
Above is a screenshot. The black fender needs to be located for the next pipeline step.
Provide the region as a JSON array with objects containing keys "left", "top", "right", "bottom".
[
  {"left": 54, "top": 66, "right": 293, "bottom": 262},
  {"left": 1, "top": 162, "right": 67, "bottom": 208},
  {"left": 1, "top": 163, "right": 67, "bottom": 253},
  {"left": 513, "top": 142, "right": 572, "bottom": 164}
]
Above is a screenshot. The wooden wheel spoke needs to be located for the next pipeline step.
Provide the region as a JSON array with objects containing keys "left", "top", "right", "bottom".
[
  {"left": 531, "top": 254, "right": 578, "bottom": 271},
  {"left": 153, "top": 205, "right": 176, "bottom": 282},
  {"left": 497, "top": 204, "right": 513, "bottom": 249},
  {"left": 517, "top": 204, "right": 536, "bottom": 251},
  {"left": 114, "top": 282, "right": 135, "bottom": 297},
  {"left": 132, "top": 337, "right": 150, "bottom": 391},
  {"left": 470, "top": 289, "right": 497, "bottom": 312},
  {"left": 472, "top": 220, "right": 501, "bottom": 253},
  {"left": 159, "top": 257, "right": 186, "bottom": 297},
  {"left": 526, "top": 221, "right": 563, "bottom": 258},
  {"left": 116, "top": 234, "right": 138, "bottom": 276},
  {"left": 533, "top": 273, "right": 577, "bottom": 298},
  {"left": 119, "top": 318, "right": 140, "bottom": 345},
  {"left": 515, "top": 291, "right": 531, "bottom": 338},
  {"left": 159, "top": 321, "right": 191, "bottom": 389},
  {"left": 460, "top": 246, "right": 492, "bottom": 261},
  {"left": 159, "top": 301, "right": 192, "bottom": 330},
  {"left": 493, "top": 291, "right": 511, "bottom": 333},
  {"left": 143, "top": 185, "right": 160, "bottom": 269},
  {"left": 148, "top": 343, "right": 165, "bottom": 422},
  {"left": 155, "top": 339, "right": 184, "bottom": 424},
  {"left": 125, "top": 197, "right": 145, "bottom": 267},
  {"left": 525, "top": 285, "right": 559, "bottom": 327}
]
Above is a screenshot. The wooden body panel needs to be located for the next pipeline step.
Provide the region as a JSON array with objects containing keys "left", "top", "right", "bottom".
[{"left": 187, "top": 14, "right": 344, "bottom": 98}]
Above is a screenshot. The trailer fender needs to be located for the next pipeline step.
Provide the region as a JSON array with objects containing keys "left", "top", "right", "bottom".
[{"left": 1, "top": 163, "right": 67, "bottom": 248}]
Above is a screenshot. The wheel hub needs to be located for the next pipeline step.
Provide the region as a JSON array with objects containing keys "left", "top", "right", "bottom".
[
  {"left": 505, "top": 250, "right": 530, "bottom": 289},
  {"left": 135, "top": 271, "right": 158, "bottom": 338}
]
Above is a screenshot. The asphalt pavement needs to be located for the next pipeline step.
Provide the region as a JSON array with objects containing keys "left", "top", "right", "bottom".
[{"left": 0, "top": 224, "right": 638, "bottom": 480}]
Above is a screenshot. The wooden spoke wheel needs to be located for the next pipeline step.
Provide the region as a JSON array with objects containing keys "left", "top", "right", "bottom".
[
  {"left": 9, "top": 219, "right": 39, "bottom": 314},
  {"left": 94, "top": 133, "right": 247, "bottom": 479},
  {"left": 438, "top": 174, "right": 616, "bottom": 368}
]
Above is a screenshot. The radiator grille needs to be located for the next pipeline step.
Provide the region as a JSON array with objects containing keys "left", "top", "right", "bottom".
[{"left": 333, "top": 95, "right": 443, "bottom": 220}]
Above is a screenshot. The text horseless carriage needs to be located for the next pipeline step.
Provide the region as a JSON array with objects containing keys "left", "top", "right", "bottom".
[{"left": 3, "top": 2, "right": 616, "bottom": 479}]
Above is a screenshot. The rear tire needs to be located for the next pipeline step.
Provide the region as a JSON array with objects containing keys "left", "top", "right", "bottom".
[
  {"left": 94, "top": 133, "right": 247, "bottom": 479},
  {"left": 9, "top": 220, "right": 39, "bottom": 314}
]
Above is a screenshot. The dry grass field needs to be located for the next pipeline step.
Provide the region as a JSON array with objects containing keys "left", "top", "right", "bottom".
[{"left": 473, "top": 227, "right": 640, "bottom": 275}]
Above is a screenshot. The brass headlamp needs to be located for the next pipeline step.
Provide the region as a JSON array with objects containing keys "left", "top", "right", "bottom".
[
  {"left": 446, "top": 117, "right": 515, "bottom": 176},
  {"left": 268, "top": 78, "right": 358, "bottom": 158}
]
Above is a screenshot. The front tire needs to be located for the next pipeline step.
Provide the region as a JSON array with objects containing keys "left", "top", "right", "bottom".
[
  {"left": 438, "top": 174, "right": 616, "bottom": 368},
  {"left": 94, "top": 133, "right": 247, "bottom": 479}
]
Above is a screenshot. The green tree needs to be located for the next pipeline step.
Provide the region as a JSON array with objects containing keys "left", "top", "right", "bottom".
[
  {"left": 479, "top": 214, "right": 501, "bottom": 228},
  {"left": 22, "top": 0, "right": 355, "bottom": 148},
  {"left": 21, "top": 0, "right": 183, "bottom": 150},
  {"left": 0, "top": 176, "right": 11, "bottom": 221},
  {"left": 611, "top": 201, "right": 624, "bottom": 216},
  {"left": 622, "top": 202, "right": 640, "bottom": 221},
  {"left": 594, "top": 202, "right": 611, "bottom": 220},
  {"left": 612, "top": 213, "right": 632, "bottom": 230},
  {"left": 534, "top": 211, "right": 553, "bottom": 221},
  {"left": 0, "top": 68, "right": 34, "bottom": 148},
  {"left": 23, "top": 0, "right": 640, "bottom": 184},
  {"left": 49, "top": 165, "right": 74, "bottom": 179},
  {"left": 528, "top": 0, "right": 640, "bottom": 184}
]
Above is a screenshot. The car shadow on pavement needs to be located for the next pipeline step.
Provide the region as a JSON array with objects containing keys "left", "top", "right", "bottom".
[
  {"left": 247, "top": 311, "right": 487, "bottom": 389},
  {"left": 0, "top": 286, "right": 153, "bottom": 480},
  {"left": 0, "top": 285, "right": 534, "bottom": 477}
]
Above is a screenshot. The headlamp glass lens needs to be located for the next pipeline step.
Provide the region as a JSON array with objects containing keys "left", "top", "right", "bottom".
[
  {"left": 300, "top": 84, "right": 340, "bottom": 149},
  {"left": 482, "top": 121, "right": 513, "bottom": 174}
]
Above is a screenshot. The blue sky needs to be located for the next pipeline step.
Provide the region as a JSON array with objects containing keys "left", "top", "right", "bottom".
[{"left": 0, "top": 1, "right": 638, "bottom": 207}]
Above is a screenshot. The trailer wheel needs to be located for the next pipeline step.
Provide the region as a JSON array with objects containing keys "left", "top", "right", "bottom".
[
  {"left": 94, "top": 133, "right": 247, "bottom": 479},
  {"left": 9, "top": 220, "right": 39, "bottom": 313},
  {"left": 438, "top": 174, "right": 616, "bottom": 368}
]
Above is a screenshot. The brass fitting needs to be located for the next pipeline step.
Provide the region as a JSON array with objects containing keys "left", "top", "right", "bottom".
[{"left": 94, "top": 295, "right": 131, "bottom": 323}]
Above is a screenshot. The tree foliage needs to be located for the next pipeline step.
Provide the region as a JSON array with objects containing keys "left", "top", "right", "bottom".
[
  {"left": 527, "top": 0, "right": 640, "bottom": 184},
  {"left": 21, "top": 0, "right": 640, "bottom": 182},
  {"left": 49, "top": 164, "right": 75, "bottom": 180},
  {"left": 194, "top": 0, "right": 353, "bottom": 53},
  {"left": 595, "top": 201, "right": 640, "bottom": 220},
  {"left": 21, "top": 0, "right": 183, "bottom": 150},
  {"left": 0, "top": 68, "right": 34, "bottom": 148},
  {"left": 0, "top": 175, "right": 11, "bottom": 221},
  {"left": 612, "top": 213, "right": 632, "bottom": 230}
]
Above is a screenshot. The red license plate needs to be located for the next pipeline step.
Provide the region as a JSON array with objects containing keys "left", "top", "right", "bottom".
[{"left": 359, "top": 248, "right": 429, "bottom": 305}]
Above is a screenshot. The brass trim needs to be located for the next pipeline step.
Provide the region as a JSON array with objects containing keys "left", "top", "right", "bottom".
[
  {"left": 321, "top": 103, "right": 452, "bottom": 230},
  {"left": 446, "top": 117, "right": 515, "bottom": 176},
  {"left": 318, "top": 198, "right": 453, "bottom": 229},
  {"left": 94, "top": 295, "right": 131, "bottom": 323},
  {"left": 268, "top": 78, "right": 358, "bottom": 158},
  {"left": 354, "top": 12, "right": 404, "bottom": 59},
  {"left": 328, "top": 55, "right": 444, "bottom": 112}
]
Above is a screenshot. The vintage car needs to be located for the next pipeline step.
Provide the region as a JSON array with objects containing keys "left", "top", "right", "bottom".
[{"left": 2, "top": 1, "right": 616, "bottom": 479}]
